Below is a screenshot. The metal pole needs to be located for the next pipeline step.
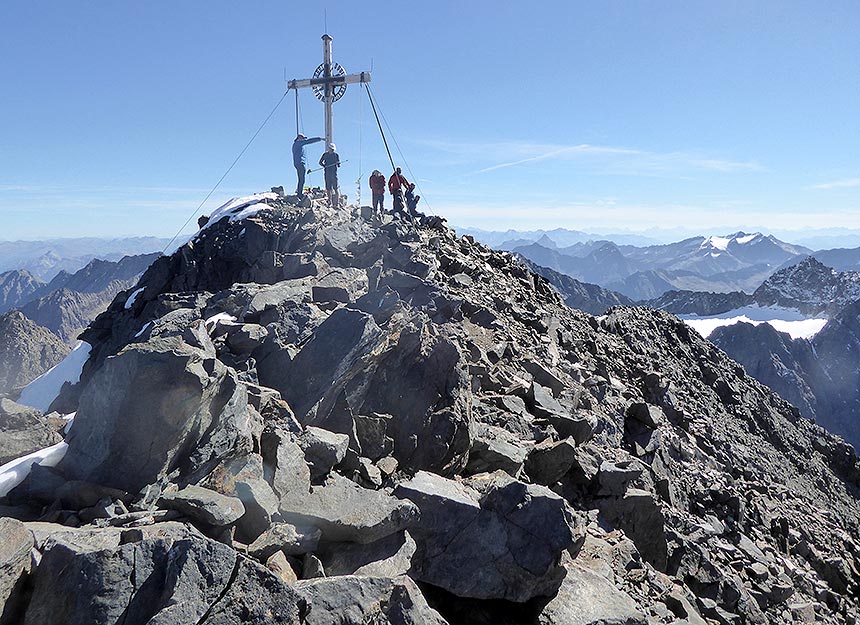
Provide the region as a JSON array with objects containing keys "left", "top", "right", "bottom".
[{"left": 322, "top": 34, "right": 333, "bottom": 147}]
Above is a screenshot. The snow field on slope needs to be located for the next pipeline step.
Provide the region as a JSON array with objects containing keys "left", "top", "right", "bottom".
[
  {"left": 17, "top": 341, "right": 92, "bottom": 412},
  {"left": 681, "top": 304, "right": 827, "bottom": 339}
]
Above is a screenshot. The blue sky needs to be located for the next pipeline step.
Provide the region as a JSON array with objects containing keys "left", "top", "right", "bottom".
[{"left": 1, "top": 1, "right": 858, "bottom": 240}]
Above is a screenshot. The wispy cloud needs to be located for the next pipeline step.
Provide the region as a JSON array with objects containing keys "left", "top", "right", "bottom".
[
  {"left": 419, "top": 139, "right": 763, "bottom": 177},
  {"left": 809, "top": 177, "right": 860, "bottom": 190}
]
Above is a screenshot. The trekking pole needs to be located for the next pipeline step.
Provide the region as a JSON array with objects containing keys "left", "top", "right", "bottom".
[{"left": 306, "top": 159, "right": 349, "bottom": 174}]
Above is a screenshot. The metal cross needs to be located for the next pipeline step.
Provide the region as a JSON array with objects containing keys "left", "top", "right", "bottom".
[{"left": 288, "top": 34, "right": 371, "bottom": 147}]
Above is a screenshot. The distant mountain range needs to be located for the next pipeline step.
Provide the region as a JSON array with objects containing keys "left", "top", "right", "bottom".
[
  {"left": 0, "top": 252, "right": 160, "bottom": 398},
  {"left": 0, "top": 236, "right": 169, "bottom": 280},
  {"left": 475, "top": 227, "right": 860, "bottom": 301},
  {"left": 645, "top": 257, "right": 860, "bottom": 318}
]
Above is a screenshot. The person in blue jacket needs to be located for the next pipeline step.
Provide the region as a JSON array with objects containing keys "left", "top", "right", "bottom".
[{"left": 292, "top": 133, "right": 323, "bottom": 195}]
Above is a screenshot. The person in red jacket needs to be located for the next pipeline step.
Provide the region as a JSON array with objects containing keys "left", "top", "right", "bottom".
[
  {"left": 369, "top": 169, "right": 386, "bottom": 215},
  {"left": 388, "top": 167, "right": 410, "bottom": 213}
]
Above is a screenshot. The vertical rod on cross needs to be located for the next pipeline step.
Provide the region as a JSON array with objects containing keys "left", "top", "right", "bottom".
[{"left": 322, "top": 34, "right": 334, "bottom": 147}]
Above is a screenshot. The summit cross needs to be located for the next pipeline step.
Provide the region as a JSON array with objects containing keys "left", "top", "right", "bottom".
[{"left": 288, "top": 34, "right": 371, "bottom": 147}]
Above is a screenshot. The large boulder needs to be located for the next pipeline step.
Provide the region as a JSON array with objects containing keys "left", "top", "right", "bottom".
[
  {"left": 22, "top": 534, "right": 303, "bottom": 625},
  {"left": 537, "top": 562, "right": 647, "bottom": 625},
  {"left": 57, "top": 332, "right": 257, "bottom": 493},
  {"left": 395, "top": 470, "right": 577, "bottom": 601},
  {"left": 295, "top": 575, "right": 448, "bottom": 625},
  {"left": 279, "top": 473, "right": 419, "bottom": 545}
]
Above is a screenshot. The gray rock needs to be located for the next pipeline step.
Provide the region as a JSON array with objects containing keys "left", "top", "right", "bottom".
[
  {"left": 597, "top": 460, "right": 644, "bottom": 496},
  {"left": 0, "top": 517, "right": 34, "bottom": 625},
  {"left": 295, "top": 575, "right": 447, "bottom": 625},
  {"left": 311, "top": 285, "right": 350, "bottom": 303},
  {"left": 266, "top": 550, "right": 298, "bottom": 585},
  {"left": 626, "top": 402, "right": 664, "bottom": 429},
  {"left": 201, "top": 454, "right": 281, "bottom": 541},
  {"left": 300, "top": 426, "right": 349, "bottom": 480},
  {"left": 538, "top": 562, "right": 647, "bottom": 625},
  {"left": 395, "top": 470, "right": 576, "bottom": 601},
  {"left": 248, "top": 522, "right": 322, "bottom": 560},
  {"left": 264, "top": 307, "right": 383, "bottom": 421},
  {"left": 261, "top": 429, "right": 312, "bottom": 502},
  {"left": 158, "top": 485, "right": 246, "bottom": 527},
  {"left": 598, "top": 487, "right": 667, "bottom": 571},
  {"left": 465, "top": 425, "right": 528, "bottom": 476},
  {"left": 280, "top": 474, "right": 419, "bottom": 545},
  {"left": 319, "top": 530, "right": 416, "bottom": 577},
  {"left": 58, "top": 335, "right": 256, "bottom": 493},
  {"left": 22, "top": 535, "right": 303, "bottom": 625},
  {"left": 226, "top": 323, "right": 269, "bottom": 354},
  {"left": 0, "top": 399, "right": 62, "bottom": 466},
  {"left": 546, "top": 410, "right": 597, "bottom": 445},
  {"left": 526, "top": 437, "right": 578, "bottom": 485}
]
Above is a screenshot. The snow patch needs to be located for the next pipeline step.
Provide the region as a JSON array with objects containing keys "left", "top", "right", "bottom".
[
  {"left": 18, "top": 342, "right": 92, "bottom": 413},
  {"left": 204, "top": 312, "right": 237, "bottom": 334},
  {"left": 62, "top": 412, "right": 76, "bottom": 435},
  {"left": 134, "top": 321, "right": 152, "bottom": 339},
  {"left": 735, "top": 234, "right": 758, "bottom": 244},
  {"left": 199, "top": 193, "right": 277, "bottom": 234},
  {"left": 124, "top": 287, "right": 145, "bottom": 309},
  {"left": 681, "top": 305, "right": 828, "bottom": 340},
  {"left": 706, "top": 236, "right": 730, "bottom": 251},
  {"left": 0, "top": 441, "right": 69, "bottom": 498}
]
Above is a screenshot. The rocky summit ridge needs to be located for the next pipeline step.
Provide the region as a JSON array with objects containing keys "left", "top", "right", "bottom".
[{"left": 1, "top": 193, "right": 859, "bottom": 625}]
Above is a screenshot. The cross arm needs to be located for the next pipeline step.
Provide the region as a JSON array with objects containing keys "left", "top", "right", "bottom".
[{"left": 288, "top": 71, "right": 372, "bottom": 90}]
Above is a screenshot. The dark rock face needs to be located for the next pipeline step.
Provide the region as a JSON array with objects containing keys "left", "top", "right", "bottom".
[
  {"left": 2, "top": 196, "right": 859, "bottom": 623},
  {"left": 0, "top": 311, "right": 68, "bottom": 395},
  {"left": 712, "top": 302, "right": 860, "bottom": 451},
  {"left": 58, "top": 332, "right": 256, "bottom": 493},
  {"left": 22, "top": 534, "right": 304, "bottom": 625},
  {"left": 395, "top": 470, "right": 576, "bottom": 601}
]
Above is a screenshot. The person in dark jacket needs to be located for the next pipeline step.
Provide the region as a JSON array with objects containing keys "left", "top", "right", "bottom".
[
  {"left": 292, "top": 133, "right": 323, "bottom": 195},
  {"left": 405, "top": 182, "right": 420, "bottom": 217},
  {"left": 319, "top": 143, "right": 341, "bottom": 208},
  {"left": 369, "top": 170, "right": 386, "bottom": 214},
  {"left": 388, "top": 167, "right": 410, "bottom": 213}
]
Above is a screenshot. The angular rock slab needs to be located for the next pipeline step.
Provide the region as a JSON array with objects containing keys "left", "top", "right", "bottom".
[
  {"left": 395, "top": 470, "right": 577, "bottom": 602},
  {"left": 0, "top": 517, "right": 34, "bottom": 625},
  {"left": 158, "top": 485, "right": 245, "bottom": 527},
  {"left": 295, "top": 575, "right": 448, "bottom": 625},
  {"left": 537, "top": 562, "right": 647, "bottom": 625},
  {"left": 58, "top": 335, "right": 256, "bottom": 493},
  {"left": 280, "top": 473, "right": 419, "bottom": 544},
  {"left": 22, "top": 535, "right": 303, "bottom": 625}
]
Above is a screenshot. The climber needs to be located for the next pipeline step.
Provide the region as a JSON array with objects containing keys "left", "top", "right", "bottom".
[
  {"left": 405, "top": 183, "right": 420, "bottom": 217},
  {"left": 319, "top": 143, "right": 341, "bottom": 208},
  {"left": 388, "top": 167, "right": 410, "bottom": 214},
  {"left": 292, "top": 133, "right": 323, "bottom": 196},
  {"left": 369, "top": 169, "right": 386, "bottom": 215}
]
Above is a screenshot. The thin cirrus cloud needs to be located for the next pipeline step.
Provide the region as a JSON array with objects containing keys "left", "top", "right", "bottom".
[
  {"left": 420, "top": 139, "right": 764, "bottom": 177},
  {"left": 809, "top": 177, "right": 860, "bottom": 190}
]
